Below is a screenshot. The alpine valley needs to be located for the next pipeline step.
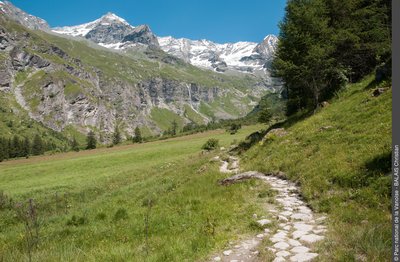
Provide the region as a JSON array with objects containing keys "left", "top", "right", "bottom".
[{"left": 0, "top": 1, "right": 281, "bottom": 143}]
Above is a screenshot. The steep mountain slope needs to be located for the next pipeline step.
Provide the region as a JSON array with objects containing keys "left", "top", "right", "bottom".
[{"left": 0, "top": 15, "right": 267, "bottom": 142}]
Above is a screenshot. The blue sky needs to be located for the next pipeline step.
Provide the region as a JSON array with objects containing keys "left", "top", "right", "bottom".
[{"left": 10, "top": 0, "right": 286, "bottom": 43}]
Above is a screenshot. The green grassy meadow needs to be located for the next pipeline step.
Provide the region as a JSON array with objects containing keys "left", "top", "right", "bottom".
[
  {"left": 242, "top": 76, "right": 392, "bottom": 261},
  {"left": 0, "top": 125, "right": 272, "bottom": 262}
]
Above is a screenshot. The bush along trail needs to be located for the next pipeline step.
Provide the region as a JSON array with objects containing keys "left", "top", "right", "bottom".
[{"left": 211, "top": 153, "right": 327, "bottom": 262}]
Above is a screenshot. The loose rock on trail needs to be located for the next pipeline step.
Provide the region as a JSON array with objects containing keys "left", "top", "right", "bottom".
[{"left": 210, "top": 154, "right": 327, "bottom": 262}]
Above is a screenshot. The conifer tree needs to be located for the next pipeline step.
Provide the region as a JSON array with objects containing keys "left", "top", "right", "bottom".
[
  {"left": 32, "top": 134, "right": 44, "bottom": 156},
  {"left": 11, "top": 135, "right": 21, "bottom": 158},
  {"left": 171, "top": 120, "right": 178, "bottom": 136},
  {"left": 133, "top": 127, "right": 143, "bottom": 143},
  {"left": 22, "top": 137, "right": 31, "bottom": 157},
  {"left": 273, "top": 0, "right": 391, "bottom": 115},
  {"left": 86, "top": 131, "right": 97, "bottom": 150},
  {"left": 258, "top": 100, "right": 273, "bottom": 125},
  {"left": 1, "top": 137, "right": 10, "bottom": 160},
  {"left": 71, "top": 137, "right": 80, "bottom": 152},
  {"left": 0, "top": 138, "right": 5, "bottom": 162},
  {"left": 113, "top": 126, "right": 121, "bottom": 145}
]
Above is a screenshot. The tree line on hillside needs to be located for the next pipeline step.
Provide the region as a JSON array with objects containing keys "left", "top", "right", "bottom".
[
  {"left": 0, "top": 112, "right": 273, "bottom": 162},
  {"left": 0, "top": 134, "right": 50, "bottom": 161},
  {"left": 273, "top": 0, "right": 391, "bottom": 115}
]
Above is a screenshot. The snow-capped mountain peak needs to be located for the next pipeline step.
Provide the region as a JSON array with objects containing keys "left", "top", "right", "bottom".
[
  {"left": 157, "top": 35, "right": 278, "bottom": 75},
  {"left": 100, "top": 12, "right": 130, "bottom": 25},
  {"left": 52, "top": 12, "right": 133, "bottom": 37},
  {"left": 52, "top": 13, "right": 159, "bottom": 47},
  {"left": 50, "top": 12, "right": 278, "bottom": 79}
]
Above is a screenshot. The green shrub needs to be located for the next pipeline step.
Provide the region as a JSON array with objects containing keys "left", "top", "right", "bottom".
[
  {"left": 96, "top": 212, "right": 107, "bottom": 220},
  {"left": 201, "top": 139, "right": 219, "bottom": 151}
]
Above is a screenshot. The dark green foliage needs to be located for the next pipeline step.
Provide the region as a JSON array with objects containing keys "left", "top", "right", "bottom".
[
  {"left": 182, "top": 122, "right": 198, "bottom": 133},
  {"left": 22, "top": 137, "right": 30, "bottom": 157},
  {"left": 0, "top": 137, "right": 10, "bottom": 161},
  {"left": 274, "top": 0, "right": 391, "bottom": 114},
  {"left": 112, "top": 126, "right": 121, "bottom": 145},
  {"left": 11, "top": 136, "right": 20, "bottom": 158},
  {"left": 0, "top": 139, "right": 5, "bottom": 162},
  {"left": 237, "top": 131, "right": 266, "bottom": 152},
  {"left": 201, "top": 139, "right": 219, "bottom": 151},
  {"left": 132, "top": 127, "right": 142, "bottom": 143},
  {"left": 227, "top": 123, "right": 242, "bottom": 135},
  {"left": 246, "top": 92, "right": 286, "bottom": 123},
  {"left": 171, "top": 120, "right": 178, "bottom": 136},
  {"left": 257, "top": 99, "right": 273, "bottom": 124},
  {"left": 0, "top": 136, "right": 31, "bottom": 160},
  {"left": 95, "top": 212, "right": 107, "bottom": 220},
  {"left": 86, "top": 131, "right": 97, "bottom": 150},
  {"left": 163, "top": 120, "right": 180, "bottom": 136},
  {"left": 71, "top": 137, "right": 79, "bottom": 152},
  {"left": 32, "top": 135, "right": 44, "bottom": 156}
]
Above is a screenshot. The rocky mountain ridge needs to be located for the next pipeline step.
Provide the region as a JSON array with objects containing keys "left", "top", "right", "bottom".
[
  {"left": 51, "top": 13, "right": 280, "bottom": 86},
  {"left": 0, "top": 1, "right": 49, "bottom": 31},
  {"left": 158, "top": 35, "right": 278, "bottom": 75}
]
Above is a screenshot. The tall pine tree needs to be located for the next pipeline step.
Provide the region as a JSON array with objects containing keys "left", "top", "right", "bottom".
[
  {"left": 112, "top": 126, "right": 121, "bottom": 145},
  {"left": 86, "top": 131, "right": 97, "bottom": 150},
  {"left": 22, "top": 137, "right": 30, "bottom": 158},
  {"left": 32, "top": 134, "right": 44, "bottom": 156},
  {"left": 71, "top": 137, "right": 80, "bottom": 152},
  {"left": 133, "top": 127, "right": 143, "bottom": 143}
]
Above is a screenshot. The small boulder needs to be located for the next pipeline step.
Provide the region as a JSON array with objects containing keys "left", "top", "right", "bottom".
[
  {"left": 321, "top": 101, "right": 330, "bottom": 107},
  {"left": 223, "top": 250, "right": 232, "bottom": 256},
  {"left": 372, "top": 88, "right": 387, "bottom": 97},
  {"left": 257, "top": 219, "right": 271, "bottom": 227},
  {"left": 319, "top": 126, "right": 334, "bottom": 131}
]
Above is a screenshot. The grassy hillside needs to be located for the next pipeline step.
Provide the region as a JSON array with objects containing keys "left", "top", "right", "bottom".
[
  {"left": 0, "top": 125, "right": 275, "bottom": 261},
  {"left": 150, "top": 108, "right": 185, "bottom": 132},
  {"left": 242, "top": 76, "right": 391, "bottom": 261}
]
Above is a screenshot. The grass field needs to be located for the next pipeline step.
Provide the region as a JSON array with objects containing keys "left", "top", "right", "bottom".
[
  {"left": 242, "top": 76, "right": 392, "bottom": 261},
  {"left": 0, "top": 125, "right": 272, "bottom": 262}
]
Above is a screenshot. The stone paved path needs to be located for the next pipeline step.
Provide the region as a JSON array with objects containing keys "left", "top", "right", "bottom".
[{"left": 210, "top": 155, "right": 327, "bottom": 262}]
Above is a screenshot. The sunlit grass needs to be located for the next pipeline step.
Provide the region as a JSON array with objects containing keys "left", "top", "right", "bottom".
[{"left": 242, "top": 76, "right": 391, "bottom": 261}]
